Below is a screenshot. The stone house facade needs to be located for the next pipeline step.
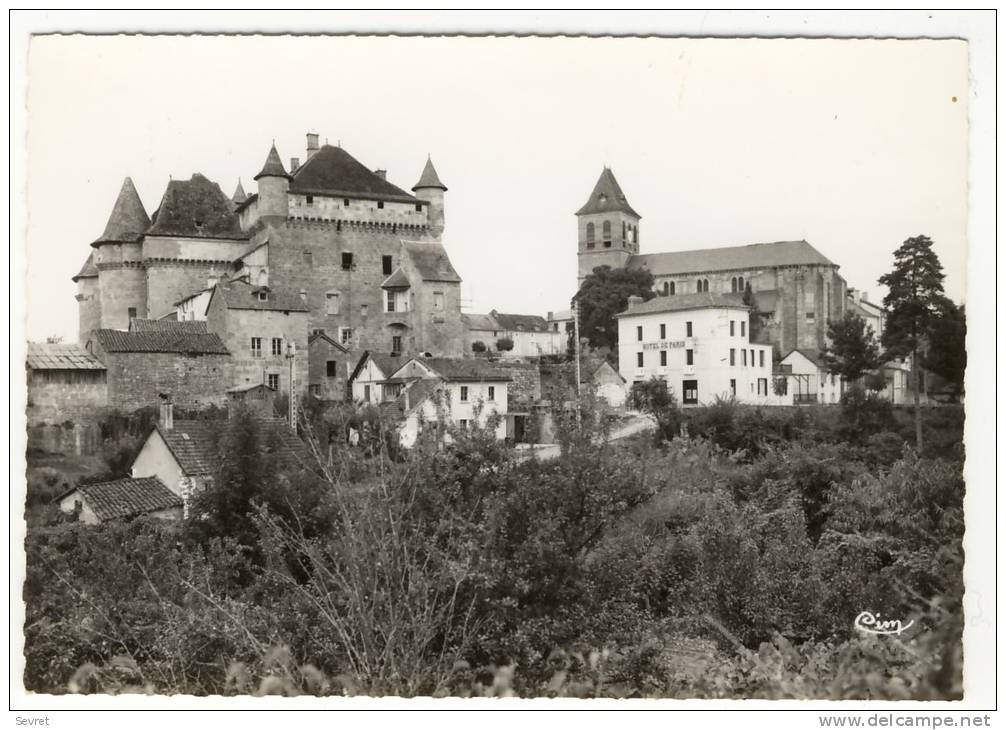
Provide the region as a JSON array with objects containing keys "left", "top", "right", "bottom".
[{"left": 308, "top": 330, "right": 352, "bottom": 401}]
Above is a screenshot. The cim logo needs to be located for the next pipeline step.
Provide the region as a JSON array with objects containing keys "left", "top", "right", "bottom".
[{"left": 854, "top": 611, "right": 915, "bottom": 636}]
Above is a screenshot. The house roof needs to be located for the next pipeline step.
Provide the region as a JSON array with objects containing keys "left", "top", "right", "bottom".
[
  {"left": 308, "top": 330, "right": 350, "bottom": 353},
  {"left": 380, "top": 378, "right": 443, "bottom": 420},
  {"left": 91, "top": 329, "right": 230, "bottom": 355},
  {"left": 349, "top": 351, "right": 404, "bottom": 383},
  {"left": 380, "top": 267, "right": 412, "bottom": 289},
  {"left": 146, "top": 173, "right": 247, "bottom": 239},
  {"left": 289, "top": 144, "right": 421, "bottom": 204},
  {"left": 412, "top": 156, "right": 447, "bottom": 192},
  {"left": 129, "top": 318, "right": 209, "bottom": 334},
  {"left": 226, "top": 382, "right": 275, "bottom": 394},
  {"left": 70, "top": 477, "right": 181, "bottom": 522},
  {"left": 26, "top": 342, "right": 105, "bottom": 371},
  {"left": 92, "top": 177, "right": 151, "bottom": 246},
  {"left": 154, "top": 418, "right": 311, "bottom": 477},
  {"left": 72, "top": 252, "right": 99, "bottom": 282},
  {"left": 629, "top": 240, "right": 835, "bottom": 277},
  {"left": 463, "top": 313, "right": 498, "bottom": 332},
  {"left": 402, "top": 241, "right": 461, "bottom": 283},
  {"left": 576, "top": 168, "right": 640, "bottom": 218},
  {"left": 782, "top": 348, "right": 825, "bottom": 368},
  {"left": 254, "top": 144, "right": 292, "bottom": 181},
  {"left": 394, "top": 357, "right": 513, "bottom": 383},
  {"left": 208, "top": 280, "right": 309, "bottom": 313},
  {"left": 489, "top": 311, "right": 552, "bottom": 333},
  {"left": 616, "top": 292, "right": 749, "bottom": 318}
]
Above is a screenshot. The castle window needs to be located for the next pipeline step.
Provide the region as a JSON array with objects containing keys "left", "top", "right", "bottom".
[
  {"left": 434, "top": 292, "right": 444, "bottom": 311},
  {"left": 360, "top": 304, "right": 368, "bottom": 317},
  {"left": 662, "top": 282, "right": 669, "bottom": 295},
  {"left": 303, "top": 251, "right": 313, "bottom": 267},
  {"left": 326, "top": 292, "right": 340, "bottom": 315},
  {"left": 633, "top": 226, "right": 638, "bottom": 244},
  {"left": 415, "top": 203, "right": 423, "bottom": 212},
  {"left": 391, "top": 335, "right": 402, "bottom": 355},
  {"left": 339, "top": 327, "right": 353, "bottom": 346},
  {"left": 306, "top": 195, "right": 314, "bottom": 206},
  {"left": 731, "top": 277, "right": 738, "bottom": 292},
  {"left": 738, "top": 276, "right": 744, "bottom": 290},
  {"left": 257, "top": 291, "right": 268, "bottom": 301},
  {"left": 806, "top": 312, "right": 815, "bottom": 320},
  {"left": 669, "top": 281, "right": 675, "bottom": 295},
  {"left": 386, "top": 291, "right": 396, "bottom": 313},
  {"left": 586, "top": 222, "right": 595, "bottom": 249},
  {"left": 377, "top": 200, "right": 385, "bottom": 209},
  {"left": 267, "top": 373, "right": 280, "bottom": 390},
  {"left": 327, "top": 360, "right": 337, "bottom": 377},
  {"left": 271, "top": 337, "right": 283, "bottom": 356},
  {"left": 344, "top": 198, "right": 350, "bottom": 206},
  {"left": 342, "top": 253, "right": 353, "bottom": 270},
  {"left": 622, "top": 221, "right": 627, "bottom": 242},
  {"left": 251, "top": 337, "right": 263, "bottom": 358},
  {"left": 127, "top": 307, "right": 136, "bottom": 321},
  {"left": 383, "top": 255, "right": 393, "bottom": 275}
]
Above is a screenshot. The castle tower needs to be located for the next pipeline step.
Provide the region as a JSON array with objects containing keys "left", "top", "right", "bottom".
[
  {"left": 576, "top": 167, "right": 641, "bottom": 284},
  {"left": 231, "top": 178, "right": 247, "bottom": 207},
  {"left": 254, "top": 143, "right": 291, "bottom": 222},
  {"left": 72, "top": 252, "right": 101, "bottom": 342},
  {"left": 88, "top": 177, "right": 151, "bottom": 332},
  {"left": 412, "top": 155, "right": 447, "bottom": 238}
]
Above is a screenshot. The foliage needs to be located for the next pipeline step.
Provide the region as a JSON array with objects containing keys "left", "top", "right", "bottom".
[
  {"left": 495, "top": 336, "right": 514, "bottom": 352},
  {"left": 470, "top": 340, "right": 487, "bottom": 354},
  {"left": 923, "top": 300, "right": 966, "bottom": 401},
  {"left": 838, "top": 387, "right": 896, "bottom": 444},
  {"left": 821, "top": 311, "right": 882, "bottom": 382},
  {"left": 574, "top": 265, "right": 655, "bottom": 351}
]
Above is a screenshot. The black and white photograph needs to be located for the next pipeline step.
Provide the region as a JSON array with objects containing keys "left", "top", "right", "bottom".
[{"left": 10, "top": 10, "right": 996, "bottom": 720}]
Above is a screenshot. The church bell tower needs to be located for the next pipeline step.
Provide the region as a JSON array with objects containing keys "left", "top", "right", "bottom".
[{"left": 576, "top": 167, "right": 641, "bottom": 285}]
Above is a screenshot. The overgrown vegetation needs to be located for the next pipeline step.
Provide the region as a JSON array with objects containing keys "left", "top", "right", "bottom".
[{"left": 24, "top": 396, "right": 964, "bottom": 699}]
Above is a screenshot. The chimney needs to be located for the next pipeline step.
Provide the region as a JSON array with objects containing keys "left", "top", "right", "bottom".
[
  {"left": 547, "top": 311, "right": 554, "bottom": 321},
  {"left": 374, "top": 169, "right": 387, "bottom": 180},
  {"left": 306, "top": 132, "right": 320, "bottom": 159},
  {"left": 627, "top": 295, "right": 644, "bottom": 310},
  {"left": 158, "top": 393, "right": 174, "bottom": 431},
  {"left": 403, "top": 386, "right": 410, "bottom": 412},
  {"left": 290, "top": 157, "right": 300, "bottom": 173}
]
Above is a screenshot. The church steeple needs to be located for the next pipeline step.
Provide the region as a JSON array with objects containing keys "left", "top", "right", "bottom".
[
  {"left": 575, "top": 167, "right": 641, "bottom": 284},
  {"left": 576, "top": 167, "right": 640, "bottom": 218},
  {"left": 92, "top": 177, "right": 150, "bottom": 246}
]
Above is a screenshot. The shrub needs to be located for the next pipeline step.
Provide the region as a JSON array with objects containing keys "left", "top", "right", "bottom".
[
  {"left": 495, "top": 336, "right": 514, "bottom": 352},
  {"left": 471, "top": 340, "right": 487, "bottom": 354}
]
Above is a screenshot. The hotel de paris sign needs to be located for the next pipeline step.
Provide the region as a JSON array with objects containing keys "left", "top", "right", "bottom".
[{"left": 642, "top": 340, "right": 687, "bottom": 351}]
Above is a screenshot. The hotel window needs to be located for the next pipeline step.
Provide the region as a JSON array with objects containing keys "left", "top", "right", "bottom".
[
  {"left": 326, "top": 360, "right": 337, "bottom": 377},
  {"left": 586, "top": 222, "right": 595, "bottom": 249},
  {"left": 730, "top": 348, "right": 736, "bottom": 366},
  {"left": 751, "top": 350, "right": 755, "bottom": 366},
  {"left": 251, "top": 337, "right": 262, "bottom": 358},
  {"left": 636, "top": 352, "right": 644, "bottom": 368},
  {"left": 271, "top": 337, "right": 283, "bottom": 356},
  {"left": 731, "top": 277, "right": 738, "bottom": 293},
  {"left": 686, "top": 349, "right": 694, "bottom": 366},
  {"left": 460, "top": 386, "right": 469, "bottom": 402},
  {"left": 636, "top": 325, "right": 643, "bottom": 342},
  {"left": 730, "top": 379, "right": 736, "bottom": 396},
  {"left": 383, "top": 255, "right": 393, "bottom": 275},
  {"left": 391, "top": 335, "right": 403, "bottom": 355},
  {"left": 267, "top": 373, "right": 279, "bottom": 390},
  {"left": 759, "top": 350, "right": 765, "bottom": 367},
  {"left": 741, "top": 321, "right": 746, "bottom": 337},
  {"left": 434, "top": 292, "right": 444, "bottom": 311},
  {"left": 686, "top": 321, "right": 692, "bottom": 337},
  {"left": 659, "top": 323, "right": 666, "bottom": 339},
  {"left": 682, "top": 380, "right": 698, "bottom": 405},
  {"left": 738, "top": 276, "right": 744, "bottom": 290},
  {"left": 660, "top": 350, "right": 667, "bottom": 367},
  {"left": 339, "top": 327, "right": 353, "bottom": 346},
  {"left": 341, "top": 252, "right": 354, "bottom": 270},
  {"left": 488, "top": 386, "right": 496, "bottom": 401},
  {"left": 742, "top": 350, "right": 748, "bottom": 366},
  {"left": 730, "top": 321, "right": 735, "bottom": 336},
  {"left": 326, "top": 292, "right": 340, "bottom": 315}
]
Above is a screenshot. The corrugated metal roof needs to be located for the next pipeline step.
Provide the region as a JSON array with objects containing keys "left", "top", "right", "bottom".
[
  {"left": 629, "top": 240, "right": 834, "bottom": 276},
  {"left": 26, "top": 343, "right": 106, "bottom": 371}
]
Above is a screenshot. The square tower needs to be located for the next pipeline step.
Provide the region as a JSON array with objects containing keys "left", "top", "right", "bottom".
[{"left": 576, "top": 167, "right": 641, "bottom": 284}]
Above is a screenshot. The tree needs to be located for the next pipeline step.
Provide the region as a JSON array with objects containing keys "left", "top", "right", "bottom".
[
  {"left": 923, "top": 299, "right": 966, "bottom": 402},
  {"left": 495, "top": 336, "right": 514, "bottom": 352},
  {"left": 742, "top": 283, "right": 763, "bottom": 342},
  {"left": 878, "top": 235, "right": 947, "bottom": 450},
  {"left": 471, "top": 340, "right": 487, "bottom": 354},
  {"left": 573, "top": 265, "right": 655, "bottom": 352},
  {"left": 820, "top": 311, "right": 882, "bottom": 384}
]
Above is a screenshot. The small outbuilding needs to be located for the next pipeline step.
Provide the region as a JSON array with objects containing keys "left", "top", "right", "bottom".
[{"left": 58, "top": 476, "right": 183, "bottom": 525}]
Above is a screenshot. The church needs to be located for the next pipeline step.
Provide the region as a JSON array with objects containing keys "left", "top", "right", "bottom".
[
  {"left": 576, "top": 168, "right": 848, "bottom": 359},
  {"left": 73, "top": 132, "right": 466, "bottom": 400}
]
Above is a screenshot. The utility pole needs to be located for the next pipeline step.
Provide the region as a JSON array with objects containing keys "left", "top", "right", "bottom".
[
  {"left": 572, "top": 298, "right": 582, "bottom": 429},
  {"left": 287, "top": 341, "right": 297, "bottom": 431}
]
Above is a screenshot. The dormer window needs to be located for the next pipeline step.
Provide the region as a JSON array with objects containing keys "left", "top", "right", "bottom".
[{"left": 257, "top": 291, "right": 268, "bottom": 302}]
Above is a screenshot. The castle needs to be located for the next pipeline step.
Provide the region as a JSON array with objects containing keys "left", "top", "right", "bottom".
[
  {"left": 576, "top": 168, "right": 848, "bottom": 358},
  {"left": 72, "top": 132, "right": 465, "bottom": 401}
]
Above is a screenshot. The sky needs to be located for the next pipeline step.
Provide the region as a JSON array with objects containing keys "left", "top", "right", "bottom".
[{"left": 24, "top": 35, "right": 969, "bottom": 342}]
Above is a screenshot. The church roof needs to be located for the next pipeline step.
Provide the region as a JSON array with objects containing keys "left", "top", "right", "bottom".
[
  {"left": 402, "top": 241, "right": 461, "bottom": 283},
  {"left": 290, "top": 144, "right": 421, "bottom": 204},
  {"left": 576, "top": 168, "right": 640, "bottom": 218},
  {"left": 412, "top": 156, "right": 447, "bottom": 192},
  {"left": 72, "top": 252, "right": 99, "bottom": 281},
  {"left": 254, "top": 144, "right": 292, "bottom": 181},
  {"left": 232, "top": 179, "right": 247, "bottom": 204},
  {"left": 629, "top": 240, "right": 835, "bottom": 276},
  {"left": 92, "top": 177, "right": 151, "bottom": 246},
  {"left": 146, "top": 174, "right": 247, "bottom": 239}
]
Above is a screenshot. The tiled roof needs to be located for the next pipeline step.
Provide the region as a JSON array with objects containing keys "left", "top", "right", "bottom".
[
  {"left": 146, "top": 173, "right": 247, "bottom": 239},
  {"left": 400, "top": 357, "right": 512, "bottom": 383},
  {"left": 490, "top": 311, "right": 552, "bottom": 333},
  {"left": 209, "top": 280, "right": 309, "bottom": 312},
  {"left": 380, "top": 268, "right": 412, "bottom": 289},
  {"left": 232, "top": 180, "right": 247, "bottom": 204},
  {"left": 463, "top": 313, "right": 498, "bottom": 332},
  {"left": 308, "top": 330, "right": 350, "bottom": 353},
  {"left": 290, "top": 144, "right": 421, "bottom": 204},
  {"left": 73, "top": 477, "right": 181, "bottom": 522},
  {"left": 72, "top": 252, "right": 99, "bottom": 281},
  {"left": 402, "top": 241, "right": 461, "bottom": 283},
  {"left": 576, "top": 168, "right": 640, "bottom": 218},
  {"left": 349, "top": 351, "right": 405, "bottom": 384},
  {"left": 129, "top": 318, "right": 209, "bottom": 334},
  {"left": 616, "top": 292, "right": 749, "bottom": 317},
  {"left": 91, "top": 329, "right": 230, "bottom": 355},
  {"left": 784, "top": 348, "right": 825, "bottom": 368},
  {"left": 156, "top": 418, "right": 311, "bottom": 476},
  {"left": 629, "top": 240, "right": 834, "bottom": 276},
  {"left": 226, "top": 383, "right": 275, "bottom": 393},
  {"left": 254, "top": 144, "right": 292, "bottom": 181},
  {"left": 92, "top": 177, "right": 151, "bottom": 246},
  {"left": 412, "top": 156, "right": 447, "bottom": 192},
  {"left": 26, "top": 342, "right": 106, "bottom": 371}
]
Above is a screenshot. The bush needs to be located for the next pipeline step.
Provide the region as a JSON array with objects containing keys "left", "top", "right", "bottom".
[
  {"left": 471, "top": 340, "right": 487, "bottom": 354},
  {"left": 495, "top": 336, "right": 514, "bottom": 352}
]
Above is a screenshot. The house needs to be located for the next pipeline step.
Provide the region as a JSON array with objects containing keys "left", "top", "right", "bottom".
[
  {"left": 463, "top": 311, "right": 566, "bottom": 358},
  {"left": 26, "top": 342, "right": 108, "bottom": 424},
  {"left": 378, "top": 357, "right": 512, "bottom": 447},
  {"left": 308, "top": 330, "right": 352, "bottom": 401},
  {"left": 58, "top": 477, "right": 183, "bottom": 525},
  {"left": 539, "top": 356, "right": 627, "bottom": 409},
  {"left": 349, "top": 351, "right": 404, "bottom": 405},
  {"left": 616, "top": 292, "right": 775, "bottom": 406},
  {"left": 226, "top": 383, "right": 276, "bottom": 416},
  {"left": 779, "top": 349, "right": 844, "bottom": 405}
]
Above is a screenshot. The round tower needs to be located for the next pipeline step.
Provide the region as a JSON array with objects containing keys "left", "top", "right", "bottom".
[
  {"left": 72, "top": 253, "right": 101, "bottom": 342},
  {"left": 412, "top": 155, "right": 447, "bottom": 238},
  {"left": 254, "top": 143, "right": 291, "bottom": 222}
]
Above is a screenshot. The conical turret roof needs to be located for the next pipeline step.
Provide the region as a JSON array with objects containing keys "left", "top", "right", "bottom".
[
  {"left": 576, "top": 167, "right": 640, "bottom": 218},
  {"left": 232, "top": 179, "right": 247, "bottom": 204},
  {"left": 72, "top": 252, "right": 99, "bottom": 282},
  {"left": 92, "top": 177, "right": 151, "bottom": 245},
  {"left": 412, "top": 156, "right": 447, "bottom": 192},
  {"left": 254, "top": 144, "right": 291, "bottom": 181}
]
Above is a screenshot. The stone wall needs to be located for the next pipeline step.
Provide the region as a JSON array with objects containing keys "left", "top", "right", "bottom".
[
  {"left": 97, "top": 260, "right": 147, "bottom": 330},
  {"left": 76, "top": 278, "right": 102, "bottom": 344},
  {"left": 308, "top": 337, "right": 352, "bottom": 401},
  {"left": 145, "top": 259, "right": 231, "bottom": 321},
  {"left": 27, "top": 370, "right": 108, "bottom": 425},
  {"left": 492, "top": 360, "right": 541, "bottom": 406}
]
